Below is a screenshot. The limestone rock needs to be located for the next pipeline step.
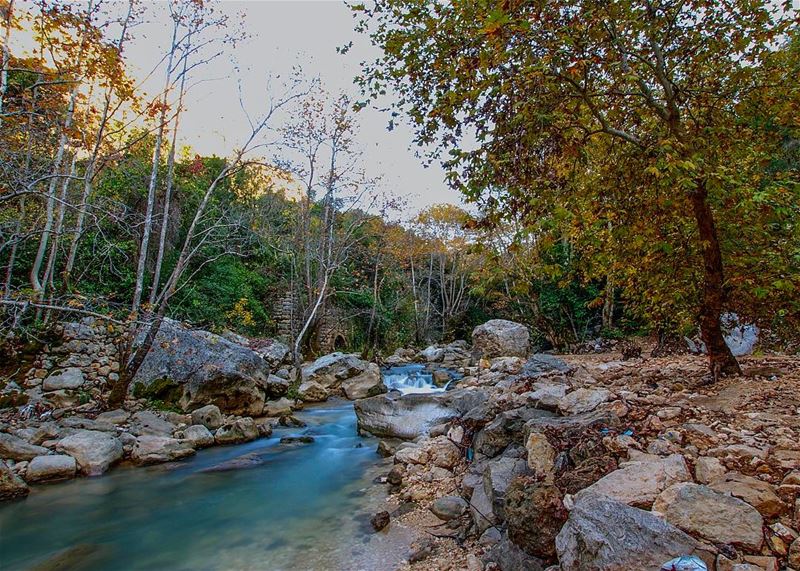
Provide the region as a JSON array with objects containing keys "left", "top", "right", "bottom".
[
  {"left": 131, "top": 435, "right": 195, "bottom": 465},
  {"left": 263, "top": 397, "right": 293, "bottom": 417},
  {"left": 297, "top": 381, "right": 329, "bottom": 402},
  {"left": 426, "top": 436, "right": 462, "bottom": 469},
  {"left": 709, "top": 471, "right": 788, "bottom": 518},
  {"left": 558, "top": 388, "right": 611, "bottom": 415},
  {"left": 525, "top": 382, "right": 569, "bottom": 411},
  {"left": 190, "top": 404, "right": 223, "bottom": 430},
  {"left": 653, "top": 482, "right": 764, "bottom": 550},
  {"left": 0, "top": 432, "right": 50, "bottom": 461},
  {"left": 474, "top": 408, "right": 555, "bottom": 458},
  {"left": 520, "top": 354, "right": 573, "bottom": 377},
  {"left": 95, "top": 409, "right": 130, "bottom": 425},
  {"left": 178, "top": 425, "right": 214, "bottom": 448},
  {"left": 694, "top": 456, "right": 726, "bottom": 484},
  {"left": 42, "top": 368, "right": 85, "bottom": 391},
  {"left": 430, "top": 496, "right": 468, "bottom": 521},
  {"left": 557, "top": 494, "right": 711, "bottom": 571},
  {"left": 301, "top": 353, "right": 379, "bottom": 395},
  {"left": 129, "top": 411, "right": 175, "bottom": 437},
  {"left": 483, "top": 452, "right": 529, "bottom": 520},
  {"left": 214, "top": 418, "right": 259, "bottom": 445},
  {"left": 341, "top": 363, "right": 385, "bottom": 400},
  {"left": 25, "top": 455, "right": 76, "bottom": 482},
  {"left": 576, "top": 453, "right": 691, "bottom": 508},
  {"left": 472, "top": 319, "right": 530, "bottom": 359},
  {"left": 525, "top": 432, "right": 556, "bottom": 482},
  {"left": 56, "top": 430, "right": 123, "bottom": 476},
  {"left": 470, "top": 479, "right": 497, "bottom": 534},
  {"left": 0, "top": 460, "right": 29, "bottom": 501},
  {"left": 132, "top": 318, "right": 274, "bottom": 416}
]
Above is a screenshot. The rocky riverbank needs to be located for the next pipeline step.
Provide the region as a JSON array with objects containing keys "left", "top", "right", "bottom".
[
  {"left": 356, "top": 323, "right": 800, "bottom": 571},
  {"left": 0, "top": 316, "right": 389, "bottom": 497}
]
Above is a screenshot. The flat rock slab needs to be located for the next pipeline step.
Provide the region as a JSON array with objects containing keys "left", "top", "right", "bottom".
[{"left": 26, "top": 455, "right": 77, "bottom": 482}]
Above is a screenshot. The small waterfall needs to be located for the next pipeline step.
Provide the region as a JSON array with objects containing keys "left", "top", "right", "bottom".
[{"left": 382, "top": 364, "right": 455, "bottom": 395}]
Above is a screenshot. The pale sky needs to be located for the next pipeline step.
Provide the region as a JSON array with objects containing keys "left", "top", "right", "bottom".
[{"left": 125, "top": 0, "right": 462, "bottom": 215}]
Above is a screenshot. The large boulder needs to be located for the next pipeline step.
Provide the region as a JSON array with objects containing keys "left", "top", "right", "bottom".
[
  {"left": 132, "top": 318, "right": 275, "bottom": 416},
  {"left": 653, "top": 482, "right": 764, "bottom": 550},
  {"left": 190, "top": 405, "right": 223, "bottom": 430},
  {"left": 297, "top": 381, "right": 329, "bottom": 402},
  {"left": 302, "top": 353, "right": 385, "bottom": 398},
  {"left": 56, "top": 430, "right": 123, "bottom": 476},
  {"left": 708, "top": 471, "right": 787, "bottom": 518},
  {"left": 556, "top": 494, "right": 712, "bottom": 571},
  {"left": 341, "top": 363, "right": 385, "bottom": 400},
  {"left": 25, "top": 455, "right": 77, "bottom": 482},
  {"left": 130, "top": 436, "right": 196, "bottom": 465},
  {"left": 354, "top": 389, "right": 486, "bottom": 439},
  {"left": 575, "top": 453, "right": 691, "bottom": 509},
  {"left": 520, "top": 354, "right": 573, "bottom": 377},
  {"left": 42, "top": 367, "right": 85, "bottom": 391},
  {"left": 177, "top": 425, "right": 215, "bottom": 448},
  {"left": 0, "top": 460, "right": 28, "bottom": 501},
  {"left": 472, "top": 319, "right": 530, "bottom": 359},
  {"left": 483, "top": 451, "right": 529, "bottom": 520},
  {"left": 0, "top": 432, "right": 50, "bottom": 461}
]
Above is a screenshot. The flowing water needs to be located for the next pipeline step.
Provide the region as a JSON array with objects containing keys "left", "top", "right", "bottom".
[
  {"left": 0, "top": 369, "right": 454, "bottom": 571},
  {"left": 0, "top": 400, "right": 416, "bottom": 571},
  {"left": 382, "top": 364, "right": 460, "bottom": 395}
]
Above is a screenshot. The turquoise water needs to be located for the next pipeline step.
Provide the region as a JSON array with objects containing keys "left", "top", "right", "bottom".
[{"left": 0, "top": 401, "right": 411, "bottom": 571}]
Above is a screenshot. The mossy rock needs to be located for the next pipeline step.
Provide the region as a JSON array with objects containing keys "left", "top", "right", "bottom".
[{"left": 132, "top": 377, "right": 182, "bottom": 405}]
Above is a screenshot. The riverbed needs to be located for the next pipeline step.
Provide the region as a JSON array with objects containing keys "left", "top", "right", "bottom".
[{"left": 0, "top": 400, "right": 415, "bottom": 571}]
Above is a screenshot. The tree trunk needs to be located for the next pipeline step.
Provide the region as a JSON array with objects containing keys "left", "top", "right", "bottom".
[{"left": 689, "top": 183, "right": 741, "bottom": 377}]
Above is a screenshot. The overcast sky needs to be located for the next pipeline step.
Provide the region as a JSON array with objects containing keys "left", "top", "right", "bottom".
[{"left": 124, "top": 0, "right": 463, "bottom": 215}]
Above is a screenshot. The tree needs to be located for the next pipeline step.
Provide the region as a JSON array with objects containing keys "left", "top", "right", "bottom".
[{"left": 355, "top": 0, "right": 800, "bottom": 377}]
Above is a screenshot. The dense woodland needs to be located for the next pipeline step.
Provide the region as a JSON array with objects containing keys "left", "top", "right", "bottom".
[{"left": 1, "top": 0, "right": 798, "bottom": 378}]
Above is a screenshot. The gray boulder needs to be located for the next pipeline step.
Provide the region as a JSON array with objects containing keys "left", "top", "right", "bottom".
[
  {"left": 56, "top": 430, "right": 123, "bottom": 476},
  {"left": 129, "top": 411, "right": 176, "bottom": 437},
  {"left": 42, "top": 367, "right": 85, "bottom": 391},
  {"left": 214, "top": 418, "right": 259, "bottom": 445},
  {"left": 95, "top": 409, "right": 130, "bottom": 425},
  {"left": 26, "top": 455, "right": 77, "bottom": 482},
  {"left": 132, "top": 318, "right": 275, "bottom": 416},
  {"left": 178, "top": 425, "right": 215, "bottom": 448},
  {"left": 130, "top": 435, "right": 195, "bottom": 465},
  {"left": 472, "top": 319, "right": 530, "bottom": 359},
  {"left": 301, "top": 353, "right": 384, "bottom": 399},
  {"left": 190, "top": 404, "right": 223, "bottom": 430},
  {"left": 341, "top": 363, "right": 385, "bottom": 400},
  {"left": 483, "top": 451, "right": 529, "bottom": 519},
  {"left": 0, "top": 432, "right": 50, "bottom": 461},
  {"left": 520, "top": 354, "right": 573, "bottom": 377},
  {"left": 354, "top": 389, "right": 487, "bottom": 440},
  {"left": 253, "top": 340, "right": 291, "bottom": 368},
  {"left": 556, "top": 494, "right": 713, "bottom": 571},
  {"left": 558, "top": 388, "right": 611, "bottom": 415}
]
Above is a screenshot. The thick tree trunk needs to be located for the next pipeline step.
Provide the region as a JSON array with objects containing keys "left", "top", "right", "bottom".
[{"left": 689, "top": 183, "right": 741, "bottom": 378}]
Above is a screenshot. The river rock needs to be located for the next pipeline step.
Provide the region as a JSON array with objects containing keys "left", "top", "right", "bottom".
[
  {"left": 520, "top": 354, "right": 573, "bottom": 377},
  {"left": 95, "top": 409, "right": 130, "bottom": 425},
  {"left": 431, "top": 495, "right": 469, "bottom": 520},
  {"left": 0, "top": 460, "right": 28, "bottom": 501},
  {"left": 177, "top": 425, "right": 215, "bottom": 448},
  {"left": 575, "top": 452, "right": 691, "bottom": 508},
  {"left": 709, "top": 471, "right": 788, "bottom": 518},
  {"left": 558, "top": 388, "right": 611, "bottom": 415},
  {"left": 42, "top": 368, "right": 85, "bottom": 391},
  {"left": 25, "top": 455, "right": 77, "bottom": 482},
  {"left": 190, "top": 404, "right": 223, "bottom": 430},
  {"left": 341, "top": 363, "right": 385, "bottom": 400},
  {"left": 505, "top": 478, "right": 567, "bottom": 560},
  {"left": 694, "top": 456, "right": 726, "bottom": 484},
  {"left": 56, "top": 430, "right": 123, "bottom": 476},
  {"left": 556, "top": 494, "right": 712, "bottom": 571},
  {"left": 129, "top": 411, "right": 175, "bottom": 437},
  {"left": 214, "top": 418, "right": 259, "bottom": 445},
  {"left": 0, "top": 432, "right": 50, "bottom": 461},
  {"left": 132, "top": 318, "right": 275, "bottom": 416},
  {"left": 263, "top": 397, "right": 293, "bottom": 417},
  {"left": 653, "top": 482, "right": 764, "bottom": 550},
  {"left": 131, "top": 436, "right": 195, "bottom": 465},
  {"left": 472, "top": 319, "right": 530, "bottom": 358},
  {"left": 525, "top": 382, "right": 569, "bottom": 411},
  {"left": 297, "top": 381, "right": 329, "bottom": 402},
  {"left": 354, "top": 389, "right": 486, "bottom": 440}
]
